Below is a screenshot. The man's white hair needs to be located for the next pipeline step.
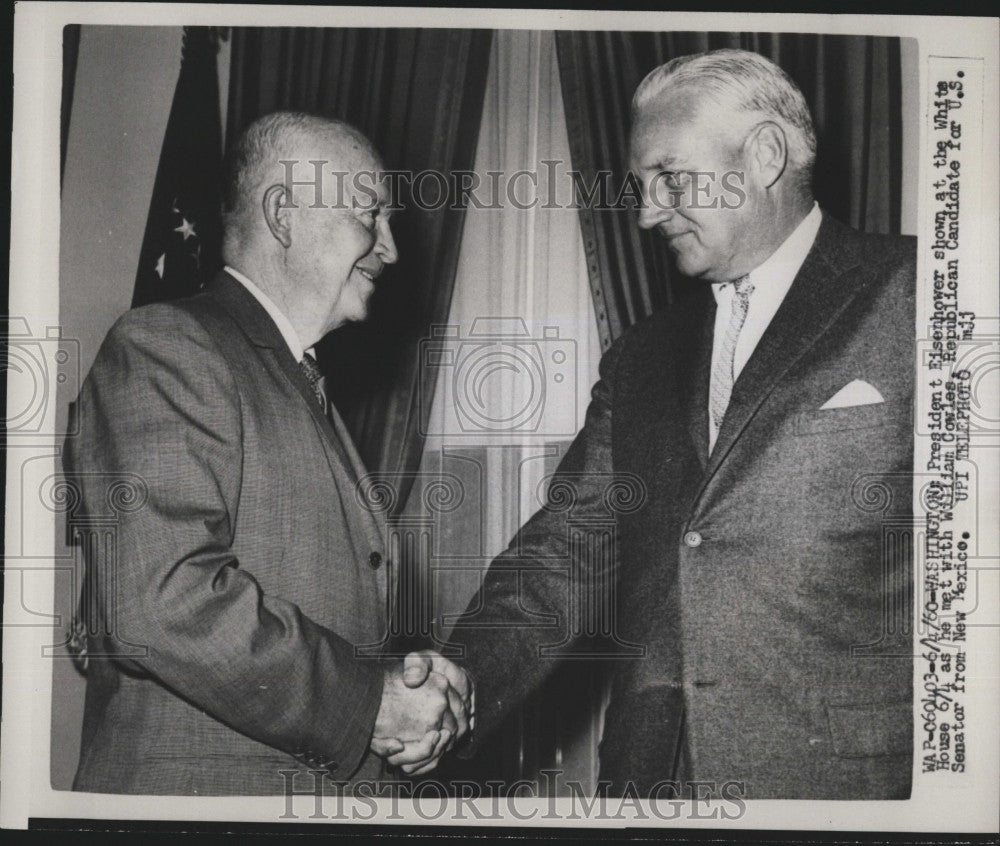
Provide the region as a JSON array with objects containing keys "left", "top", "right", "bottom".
[
  {"left": 221, "top": 111, "right": 374, "bottom": 258},
  {"left": 632, "top": 48, "right": 817, "bottom": 183}
]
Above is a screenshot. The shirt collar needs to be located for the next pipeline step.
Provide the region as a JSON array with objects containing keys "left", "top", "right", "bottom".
[
  {"left": 224, "top": 265, "right": 308, "bottom": 361},
  {"left": 712, "top": 202, "right": 822, "bottom": 302}
]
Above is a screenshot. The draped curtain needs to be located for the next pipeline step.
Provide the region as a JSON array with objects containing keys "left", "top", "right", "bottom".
[
  {"left": 422, "top": 28, "right": 600, "bottom": 539},
  {"left": 60, "top": 24, "right": 82, "bottom": 187},
  {"left": 426, "top": 30, "right": 603, "bottom": 793},
  {"left": 556, "top": 32, "right": 903, "bottom": 348},
  {"left": 227, "top": 28, "right": 493, "bottom": 505}
]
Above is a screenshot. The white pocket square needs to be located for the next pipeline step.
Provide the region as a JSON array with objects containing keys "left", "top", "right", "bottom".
[{"left": 820, "top": 379, "right": 884, "bottom": 410}]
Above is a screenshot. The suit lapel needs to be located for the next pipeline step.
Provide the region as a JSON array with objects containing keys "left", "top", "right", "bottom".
[
  {"left": 204, "top": 272, "right": 385, "bottom": 551},
  {"left": 697, "top": 215, "right": 872, "bottom": 487},
  {"left": 677, "top": 287, "right": 715, "bottom": 470}
]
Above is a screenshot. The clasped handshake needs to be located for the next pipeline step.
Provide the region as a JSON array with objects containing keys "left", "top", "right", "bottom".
[{"left": 370, "top": 650, "right": 474, "bottom": 775}]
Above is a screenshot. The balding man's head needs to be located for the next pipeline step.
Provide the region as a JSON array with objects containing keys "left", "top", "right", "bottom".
[
  {"left": 221, "top": 112, "right": 380, "bottom": 257},
  {"left": 220, "top": 111, "right": 398, "bottom": 346}
]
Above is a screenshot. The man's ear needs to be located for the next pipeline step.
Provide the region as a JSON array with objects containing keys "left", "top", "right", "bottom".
[
  {"left": 262, "top": 183, "right": 293, "bottom": 248},
  {"left": 747, "top": 121, "right": 788, "bottom": 189}
]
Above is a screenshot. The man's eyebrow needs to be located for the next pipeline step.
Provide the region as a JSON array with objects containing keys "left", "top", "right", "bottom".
[{"left": 638, "top": 151, "right": 679, "bottom": 170}]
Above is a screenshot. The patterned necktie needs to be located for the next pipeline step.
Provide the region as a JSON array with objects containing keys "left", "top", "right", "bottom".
[
  {"left": 709, "top": 274, "right": 754, "bottom": 434},
  {"left": 299, "top": 352, "right": 328, "bottom": 414}
]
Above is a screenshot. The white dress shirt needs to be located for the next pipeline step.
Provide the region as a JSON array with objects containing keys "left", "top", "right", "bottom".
[
  {"left": 225, "top": 265, "right": 312, "bottom": 362},
  {"left": 708, "top": 203, "right": 822, "bottom": 451}
]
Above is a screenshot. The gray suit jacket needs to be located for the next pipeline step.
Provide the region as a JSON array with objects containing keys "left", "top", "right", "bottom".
[
  {"left": 66, "top": 271, "right": 391, "bottom": 795},
  {"left": 451, "top": 214, "right": 916, "bottom": 799}
]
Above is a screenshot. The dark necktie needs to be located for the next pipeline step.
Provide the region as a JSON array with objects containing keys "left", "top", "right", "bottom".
[
  {"left": 299, "top": 351, "right": 358, "bottom": 473},
  {"left": 299, "top": 352, "right": 328, "bottom": 415}
]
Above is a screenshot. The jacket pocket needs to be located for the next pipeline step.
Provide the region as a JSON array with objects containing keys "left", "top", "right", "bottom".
[
  {"left": 826, "top": 700, "right": 911, "bottom": 758},
  {"left": 794, "top": 399, "right": 902, "bottom": 436}
]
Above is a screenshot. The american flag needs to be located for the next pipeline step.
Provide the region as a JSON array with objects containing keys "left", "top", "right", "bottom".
[{"left": 132, "top": 27, "right": 226, "bottom": 308}]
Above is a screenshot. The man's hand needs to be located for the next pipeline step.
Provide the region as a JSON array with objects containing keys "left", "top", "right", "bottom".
[
  {"left": 369, "top": 650, "right": 474, "bottom": 775},
  {"left": 402, "top": 650, "right": 474, "bottom": 734}
]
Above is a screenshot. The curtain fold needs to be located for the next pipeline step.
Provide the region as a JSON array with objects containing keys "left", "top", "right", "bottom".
[
  {"left": 424, "top": 31, "right": 604, "bottom": 792},
  {"left": 60, "top": 24, "right": 82, "bottom": 188},
  {"left": 227, "top": 28, "right": 493, "bottom": 506},
  {"left": 425, "top": 27, "right": 601, "bottom": 582},
  {"left": 556, "top": 32, "right": 904, "bottom": 348}
]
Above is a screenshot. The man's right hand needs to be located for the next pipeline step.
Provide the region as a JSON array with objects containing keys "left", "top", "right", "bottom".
[{"left": 369, "top": 651, "right": 473, "bottom": 775}]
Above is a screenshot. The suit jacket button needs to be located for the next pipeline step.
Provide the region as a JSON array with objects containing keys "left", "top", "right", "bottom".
[
  {"left": 369, "top": 551, "right": 382, "bottom": 569},
  {"left": 684, "top": 530, "right": 703, "bottom": 548}
]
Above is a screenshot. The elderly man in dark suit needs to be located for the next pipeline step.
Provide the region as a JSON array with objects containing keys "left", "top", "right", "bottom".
[
  {"left": 66, "top": 112, "right": 472, "bottom": 795},
  {"left": 446, "top": 49, "right": 915, "bottom": 799}
]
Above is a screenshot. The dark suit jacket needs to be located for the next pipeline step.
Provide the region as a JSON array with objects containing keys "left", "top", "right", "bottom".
[
  {"left": 450, "top": 214, "right": 916, "bottom": 799},
  {"left": 65, "top": 271, "right": 391, "bottom": 795}
]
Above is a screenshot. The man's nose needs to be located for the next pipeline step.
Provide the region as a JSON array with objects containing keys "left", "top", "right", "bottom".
[
  {"left": 636, "top": 182, "right": 673, "bottom": 231},
  {"left": 637, "top": 197, "right": 672, "bottom": 230},
  {"left": 376, "top": 220, "right": 399, "bottom": 265}
]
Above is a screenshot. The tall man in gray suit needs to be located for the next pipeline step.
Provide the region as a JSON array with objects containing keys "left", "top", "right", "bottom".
[
  {"left": 66, "top": 112, "right": 471, "bottom": 795},
  {"left": 446, "top": 49, "right": 915, "bottom": 799}
]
